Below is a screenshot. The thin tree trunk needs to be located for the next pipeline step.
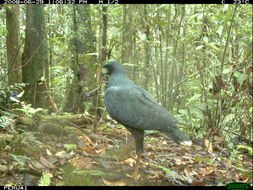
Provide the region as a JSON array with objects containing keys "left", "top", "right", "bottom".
[
  {"left": 6, "top": 5, "right": 22, "bottom": 84},
  {"left": 143, "top": 4, "right": 151, "bottom": 91}
]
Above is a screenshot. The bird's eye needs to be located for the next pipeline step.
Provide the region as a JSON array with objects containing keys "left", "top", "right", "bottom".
[{"left": 102, "top": 67, "right": 109, "bottom": 74}]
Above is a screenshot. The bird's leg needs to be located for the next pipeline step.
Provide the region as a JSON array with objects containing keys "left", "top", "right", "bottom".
[
  {"left": 130, "top": 129, "right": 144, "bottom": 178},
  {"left": 132, "top": 151, "right": 141, "bottom": 178}
]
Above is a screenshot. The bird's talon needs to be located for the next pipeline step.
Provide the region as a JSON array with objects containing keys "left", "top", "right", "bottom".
[{"left": 127, "top": 172, "right": 141, "bottom": 179}]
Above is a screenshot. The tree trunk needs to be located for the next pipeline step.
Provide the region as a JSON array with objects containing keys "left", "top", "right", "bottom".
[
  {"left": 22, "top": 5, "right": 50, "bottom": 109},
  {"left": 121, "top": 5, "right": 133, "bottom": 66},
  {"left": 143, "top": 5, "right": 151, "bottom": 91},
  {"left": 63, "top": 5, "right": 97, "bottom": 114},
  {"left": 6, "top": 5, "right": 22, "bottom": 84}
]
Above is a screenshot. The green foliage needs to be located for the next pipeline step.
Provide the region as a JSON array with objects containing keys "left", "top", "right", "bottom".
[
  {"left": 10, "top": 154, "right": 31, "bottom": 170},
  {"left": 0, "top": 83, "right": 26, "bottom": 109},
  {"left": 194, "top": 156, "right": 217, "bottom": 166},
  {"left": 63, "top": 126, "right": 83, "bottom": 136},
  {"left": 56, "top": 181, "right": 64, "bottom": 186},
  {"left": 58, "top": 163, "right": 95, "bottom": 186},
  {"left": 38, "top": 172, "right": 52, "bottom": 186},
  {"left": 0, "top": 139, "right": 7, "bottom": 153},
  {"left": 56, "top": 163, "right": 115, "bottom": 186},
  {"left": 64, "top": 173, "right": 94, "bottom": 186},
  {"left": 249, "top": 107, "right": 253, "bottom": 113},
  {"left": 229, "top": 149, "right": 240, "bottom": 163},
  {"left": 63, "top": 144, "right": 77, "bottom": 151},
  {"left": 14, "top": 104, "right": 46, "bottom": 116},
  {"left": 8, "top": 131, "right": 45, "bottom": 157},
  {"left": 0, "top": 116, "right": 12, "bottom": 129},
  {"left": 149, "top": 163, "right": 185, "bottom": 183},
  {"left": 233, "top": 72, "right": 247, "bottom": 84},
  {"left": 237, "top": 145, "right": 253, "bottom": 156},
  {"left": 227, "top": 149, "right": 252, "bottom": 178}
]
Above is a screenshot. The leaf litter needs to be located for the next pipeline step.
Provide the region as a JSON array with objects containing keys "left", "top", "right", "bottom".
[{"left": 0, "top": 120, "right": 252, "bottom": 186}]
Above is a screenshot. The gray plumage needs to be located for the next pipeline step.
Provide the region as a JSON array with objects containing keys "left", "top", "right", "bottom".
[{"left": 103, "top": 61, "right": 191, "bottom": 156}]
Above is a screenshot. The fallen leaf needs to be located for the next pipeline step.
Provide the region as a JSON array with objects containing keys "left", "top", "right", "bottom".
[
  {"left": 102, "top": 177, "right": 126, "bottom": 186},
  {"left": 214, "top": 136, "right": 223, "bottom": 144},
  {"left": 70, "top": 155, "right": 92, "bottom": 169},
  {"left": 55, "top": 151, "right": 74, "bottom": 159},
  {"left": 174, "top": 158, "right": 183, "bottom": 165},
  {"left": 183, "top": 168, "right": 193, "bottom": 184},
  {"left": 82, "top": 135, "right": 95, "bottom": 147},
  {"left": 95, "top": 148, "right": 105, "bottom": 154},
  {"left": 46, "top": 149, "right": 52, "bottom": 156},
  {"left": 40, "top": 156, "right": 55, "bottom": 169},
  {"left": 218, "top": 170, "right": 227, "bottom": 174},
  {"left": 79, "top": 146, "right": 96, "bottom": 153},
  {"left": 155, "top": 170, "right": 166, "bottom": 180},
  {"left": 101, "top": 160, "right": 111, "bottom": 169},
  {"left": 0, "top": 165, "right": 7, "bottom": 172},
  {"left": 204, "top": 139, "right": 213, "bottom": 153},
  {"left": 123, "top": 158, "right": 136, "bottom": 167},
  {"left": 199, "top": 166, "right": 214, "bottom": 176},
  {"left": 31, "top": 161, "right": 45, "bottom": 170},
  {"left": 47, "top": 157, "right": 59, "bottom": 165}
]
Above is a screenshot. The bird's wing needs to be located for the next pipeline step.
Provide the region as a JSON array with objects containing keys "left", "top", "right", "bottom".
[
  {"left": 104, "top": 85, "right": 178, "bottom": 131},
  {"left": 136, "top": 86, "right": 158, "bottom": 104}
]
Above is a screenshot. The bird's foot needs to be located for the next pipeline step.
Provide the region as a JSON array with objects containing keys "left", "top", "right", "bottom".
[
  {"left": 127, "top": 154, "right": 141, "bottom": 179},
  {"left": 127, "top": 172, "right": 141, "bottom": 179},
  {"left": 126, "top": 166, "right": 141, "bottom": 179},
  {"left": 132, "top": 166, "right": 141, "bottom": 179}
]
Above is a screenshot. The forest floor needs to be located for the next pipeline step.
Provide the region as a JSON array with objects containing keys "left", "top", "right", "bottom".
[{"left": 0, "top": 118, "right": 252, "bottom": 186}]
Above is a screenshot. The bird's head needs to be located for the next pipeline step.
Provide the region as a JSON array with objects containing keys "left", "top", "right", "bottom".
[{"left": 102, "top": 61, "right": 127, "bottom": 76}]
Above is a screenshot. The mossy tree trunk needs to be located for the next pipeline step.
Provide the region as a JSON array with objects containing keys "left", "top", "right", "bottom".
[
  {"left": 22, "top": 5, "right": 49, "bottom": 109},
  {"left": 6, "top": 5, "right": 22, "bottom": 84},
  {"left": 63, "top": 5, "right": 97, "bottom": 114}
]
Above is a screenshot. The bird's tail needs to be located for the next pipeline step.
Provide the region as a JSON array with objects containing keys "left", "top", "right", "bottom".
[{"left": 164, "top": 127, "right": 192, "bottom": 146}]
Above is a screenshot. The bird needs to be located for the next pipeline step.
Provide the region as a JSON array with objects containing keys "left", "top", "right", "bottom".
[{"left": 102, "top": 61, "right": 192, "bottom": 177}]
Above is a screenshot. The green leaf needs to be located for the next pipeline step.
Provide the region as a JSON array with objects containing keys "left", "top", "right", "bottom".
[
  {"left": 0, "top": 116, "right": 11, "bottom": 128},
  {"left": 203, "top": 36, "right": 208, "bottom": 43},
  {"left": 62, "top": 163, "right": 76, "bottom": 179},
  {"left": 63, "top": 144, "right": 77, "bottom": 151},
  {"left": 139, "top": 33, "right": 146, "bottom": 41},
  {"left": 217, "top": 25, "right": 223, "bottom": 35},
  {"left": 223, "top": 114, "right": 235, "bottom": 123},
  {"left": 10, "top": 154, "right": 29, "bottom": 167},
  {"left": 222, "top": 68, "right": 231, "bottom": 74},
  {"left": 237, "top": 145, "right": 253, "bottom": 156},
  {"left": 178, "top": 109, "right": 188, "bottom": 115},
  {"left": 73, "top": 169, "right": 107, "bottom": 176},
  {"left": 85, "top": 52, "right": 99, "bottom": 56},
  {"left": 38, "top": 172, "right": 52, "bottom": 186},
  {"left": 56, "top": 181, "right": 64, "bottom": 186},
  {"left": 186, "top": 94, "right": 202, "bottom": 106},
  {"left": 195, "top": 45, "right": 204, "bottom": 50},
  {"left": 234, "top": 72, "right": 247, "bottom": 84},
  {"left": 188, "top": 13, "right": 200, "bottom": 21}
]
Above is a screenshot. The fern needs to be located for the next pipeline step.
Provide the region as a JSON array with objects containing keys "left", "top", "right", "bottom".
[
  {"left": 38, "top": 172, "right": 52, "bottom": 186},
  {"left": 0, "top": 116, "right": 11, "bottom": 128}
]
